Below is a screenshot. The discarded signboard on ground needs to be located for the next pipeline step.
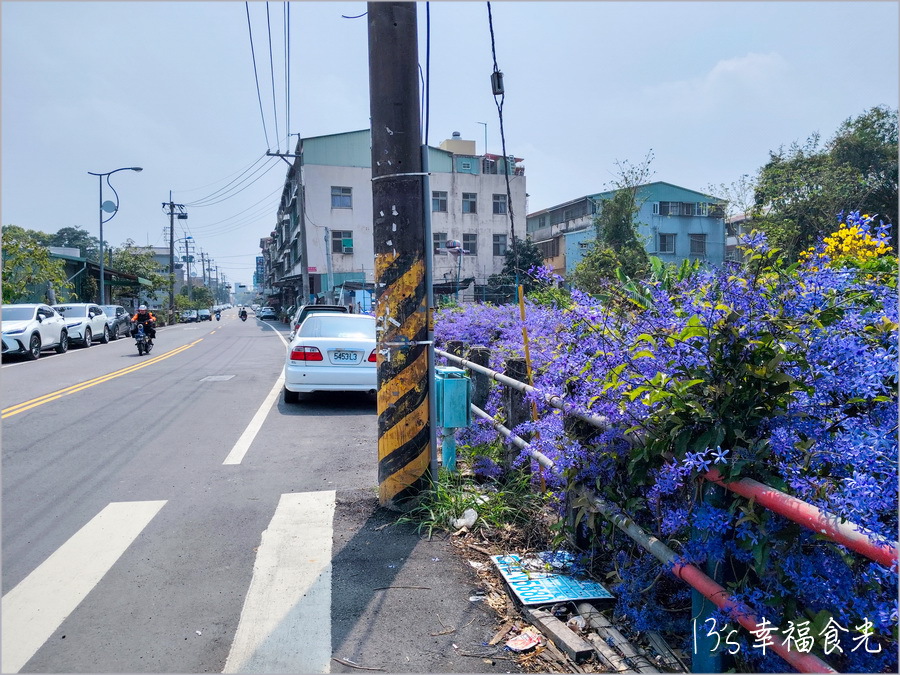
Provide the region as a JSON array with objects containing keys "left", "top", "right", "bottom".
[{"left": 491, "top": 553, "right": 614, "bottom": 606}]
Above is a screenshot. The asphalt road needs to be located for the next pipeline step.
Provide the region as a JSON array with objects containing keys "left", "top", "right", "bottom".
[{"left": 1, "top": 310, "right": 509, "bottom": 673}]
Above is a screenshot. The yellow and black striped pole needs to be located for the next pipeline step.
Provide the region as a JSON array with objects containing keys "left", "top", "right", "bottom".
[{"left": 368, "top": 2, "right": 432, "bottom": 508}]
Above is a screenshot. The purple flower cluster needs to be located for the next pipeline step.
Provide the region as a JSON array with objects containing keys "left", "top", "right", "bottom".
[{"left": 434, "top": 211, "right": 898, "bottom": 672}]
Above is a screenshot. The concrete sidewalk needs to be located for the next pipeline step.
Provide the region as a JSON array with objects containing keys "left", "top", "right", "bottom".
[{"left": 330, "top": 489, "right": 516, "bottom": 674}]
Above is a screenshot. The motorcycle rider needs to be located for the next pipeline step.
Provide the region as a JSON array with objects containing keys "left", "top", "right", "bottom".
[
  {"left": 239, "top": 307, "right": 248, "bottom": 321},
  {"left": 132, "top": 305, "right": 157, "bottom": 344}
]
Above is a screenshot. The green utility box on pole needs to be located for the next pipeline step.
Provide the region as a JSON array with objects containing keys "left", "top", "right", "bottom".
[{"left": 434, "top": 366, "right": 471, "bottom": 472}]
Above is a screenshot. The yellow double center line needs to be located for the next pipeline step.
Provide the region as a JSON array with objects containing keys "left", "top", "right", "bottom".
[{"left": 2, "top": 339, "right": 204, "bottom": 419}]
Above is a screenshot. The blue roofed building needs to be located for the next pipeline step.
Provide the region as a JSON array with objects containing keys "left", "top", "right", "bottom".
[{"left": 526, "top": 182, "right": 726, "bottom": 277}]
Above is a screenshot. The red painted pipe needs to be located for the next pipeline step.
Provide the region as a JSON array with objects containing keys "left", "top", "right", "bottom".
[
  {"left": 673, "top": 562, "right": 838, "bottom": 673},
  {"left": 704, "top": 469, "right": 899, "bottom": 569},
  {"left": 579, "top": 487, "right": 838, "bottom": 673}
]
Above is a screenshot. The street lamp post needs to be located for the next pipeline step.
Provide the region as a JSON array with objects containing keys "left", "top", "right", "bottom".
[{"left": 87, "top": 166, "right": 142, "bottom": 304}]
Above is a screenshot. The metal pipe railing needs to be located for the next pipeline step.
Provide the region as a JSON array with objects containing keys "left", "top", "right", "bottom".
[
  {"left": 471, "top": 404, "right": 555, "bottom": 472},
  {"left": 705, "top": 469, "right": 899, "bottom": 568},
  {"left": 480, "top": 411, "right": 836, "bottom": 674},
  {"left": 445, "top": 347, "right": 898, "bottom": 567},
  {"left": 436, "top": 348, "right": 629, "bottom": 441}
]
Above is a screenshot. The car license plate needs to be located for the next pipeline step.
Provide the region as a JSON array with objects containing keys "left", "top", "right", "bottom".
[{"left": 332, "top": 350, "right": 359, "bottom": 363}]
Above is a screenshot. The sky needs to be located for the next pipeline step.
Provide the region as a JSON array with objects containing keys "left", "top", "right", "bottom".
[{"left": 2, "top": 1, "right": 898, "bottom": 289}]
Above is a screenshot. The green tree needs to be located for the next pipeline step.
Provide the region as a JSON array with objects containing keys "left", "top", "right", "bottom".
[
  {"left": 829, "top": 105, "right": 898, "bottom": 228},
  {"left": 2, "top": 226, "right": 70, "bottom": 303},
  {"left": 108, "top": 240, "right": 167, "bottom": 302},
  {"left": 191, "top": 285, "right": 214, "bottom": 308},
  {"left": 570, "top": 151, "right": 653, "bottom": 292},
  {"left": 49, "top": 226, "right": 100, "bottom": 260},
  {"left": 485, "top": 235, "right": 547, "bottom": 302},
  {"left": 753, "top": 106, "right": 898, "bottom": 257}
]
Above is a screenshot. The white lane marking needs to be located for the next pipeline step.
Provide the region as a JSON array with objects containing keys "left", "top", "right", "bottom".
[
  {"left": 221, "top": 324, "right": 289, "bottom": 465},
  {"left": 1, "top": 500, "right": 167, "bottom": 673},
  {"left": 224, "top": 491, "right": 335, "bottom": 674}
]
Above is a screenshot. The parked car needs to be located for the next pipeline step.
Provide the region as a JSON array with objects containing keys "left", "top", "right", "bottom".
[
  {"left": 1, "top": 303, "right": 69, "bottom": 359},
  {"left": 283, "top": 313, "right": 377, "bottom": 402},
  {"left": 53, "top": 303, "right": 110, "bottom": 347},
  {"left": 289, "top": 304, "right": 348, "bottom": 338},
  {"left": 181, "top": 310, "right": 198, "bottom": 323},
  {"left": 101, "top": 305, "right": 133, "bottom": 340},
  {"left": 258, "top": 306, "right": 278, "bottom": 321},
  {"left": 198, "top": 309, "right": 212, "bottom": 322}
]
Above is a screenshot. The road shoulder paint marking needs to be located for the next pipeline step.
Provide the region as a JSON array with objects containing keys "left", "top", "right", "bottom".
[
  {"left": 224, "top": 491, "right": 335, "bottom": 673},
  {"left": 2, "top": 340, "right": 202, "bottom": 419},
  {"left": 1, "top": 500, "right": 167, "bottom": 673},
  {"left": 222, "top": 325, "right": 289, "bottom": 465}
]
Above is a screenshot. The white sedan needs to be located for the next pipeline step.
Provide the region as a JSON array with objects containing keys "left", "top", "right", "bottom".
[
  {"left": 52, "top": 303, "right": 110, "bottom": 346},
  {"left": 283, "top": 313, "right": 377, "bottom": 402},
  {"left": 1, "top": 303, "right": 69, "bottom": 359}
]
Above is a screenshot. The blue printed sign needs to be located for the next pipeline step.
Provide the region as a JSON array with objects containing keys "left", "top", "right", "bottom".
[{"left": 491, "top": 553, "right": 614, "bottom": 606}]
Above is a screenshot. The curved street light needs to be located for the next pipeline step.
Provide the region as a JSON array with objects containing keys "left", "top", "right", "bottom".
[{"left": 87, "top": 166, "right": 142, "bottom": 303}]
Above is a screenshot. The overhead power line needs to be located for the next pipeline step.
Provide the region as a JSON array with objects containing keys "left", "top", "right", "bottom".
[
  {"left": 245, "top": 2, "right": 271, "bottom": 149},
  {"left": 174, "top": 152, "right": 269, "bottom": 194},
  {"left": 185, "top": 157, "right": 281, "bottom": 208},
  {"left": 266, "top": 2, "right": 280, "bottom": 151}
]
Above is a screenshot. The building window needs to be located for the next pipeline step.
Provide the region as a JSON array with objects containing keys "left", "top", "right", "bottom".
[
  {"left": 682, "top": 202, "right": 695, "bottom": 217},
  {"left": 332, "top": 230, "right": 354, "bottom": 254},
  {"left": 461, "top": 160, "right": 472, "bottom": 171},
  {"left": 536, "top": 239, "right": 559, "bottom": 259},
  {"left": 493, "top": 234, "right": 507, "bottom": 256},
  {"left": 659, "top": 233, "right": 676, "bottom": 254},
  {"left": 696, "top": 202, "right": 709, "bottom": 217},
  {"left": 492, "top": 194, "right": 508, "bottom": 215},
  {"left": 690, "top": 234, "right": 707, "bottom": 256},
  {"left": 432, "top": 191, "right": 448, "bottom": 212},
  {"left": 433, "top": 232, "right": 447, "bottom": 253},
  {"left": 463, "top": 233, "right": 478, "bottom": 255},
  {"left": 331, "top": 186, "right": 352, "bottom": 209},
  {"left": 462, "top": 193, "right": 477, "bottom": 214},
  {"left": 538, "top": 215, "right": 546, "bottom": 228},
  {"left": 668, "top": 202, "right": 682, "bottom": 217},
  {"left": 652, "top": 202, "right": 660, "bottom": 215}
]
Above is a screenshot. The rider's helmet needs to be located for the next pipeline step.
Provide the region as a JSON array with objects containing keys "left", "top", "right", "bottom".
[{"left": 139, "top": 304, "right": 147, "bottom": 311}]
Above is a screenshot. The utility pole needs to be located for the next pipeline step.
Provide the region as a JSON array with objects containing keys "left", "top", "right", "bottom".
[
  {"left": 200, "top": 251, "right": 207, "bottom": 286},
  {"left": 162, "top": 193, "right": 186, "bottom": 323},
  {"left": 368, "top": 2, "right": 432, "bottom": 508},
  {"left": 166, "top": 194, "right": 175, "bottom": 324},
  {"left": 185, "top": 238, "right": 193, "bottom": 301}
]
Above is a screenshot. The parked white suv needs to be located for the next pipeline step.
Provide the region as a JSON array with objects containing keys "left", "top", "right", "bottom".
[
  {"left": 53, "top": 303, "right": 110, "bottom": 347},
  {"left": 1, "top": 303, "right": 69, "bottom": 359}
]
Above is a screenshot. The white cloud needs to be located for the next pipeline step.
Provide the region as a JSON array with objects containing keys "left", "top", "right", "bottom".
[{"left": 641, "top": 52, "right": 789, "bottom": 115}]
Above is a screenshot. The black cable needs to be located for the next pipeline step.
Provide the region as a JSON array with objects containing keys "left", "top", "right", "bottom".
[
  {"left": 266, "top": 2, "right": 280, "bottom": 151},
  {"left": 285, "top": 2, "right": 291, "bottom": 139},
  {"left": 425, "top": 1, "right": 430, "bottom": 146},
  {"left": 418, "top": 64, "right": 425, "bottom": 134},
  {"left": 186, "top": 158, "right": 282, "bottom": 208},
  {"left": 486, "top": 2, "right": 518, "bottom": 283},
  {"left": 175, "top": 153, "right": 269, "bottom": 194},
  {"left": 341, "top": 11, "right": 367, "bottom": 19},
  {"left": 185, "top": 155, "right": 280, "bottom": 207},
  {"left": 245, "top": 2, "right": 271, "bottom": 149}
]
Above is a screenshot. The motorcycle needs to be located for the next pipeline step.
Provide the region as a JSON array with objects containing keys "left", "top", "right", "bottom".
[
  {"left": 215, "top": 312, "right": 221, "bottom": 321},
  {"left": 240, "top": 311, "right": 247, "bottom": 322},
  {"left": 134, "top": 323, "right": 153, "bottom": 356}
]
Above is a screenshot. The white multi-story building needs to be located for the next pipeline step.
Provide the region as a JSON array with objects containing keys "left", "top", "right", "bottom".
[{"left": 263, "top": 129, "right": 526, "bottom": 309}]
